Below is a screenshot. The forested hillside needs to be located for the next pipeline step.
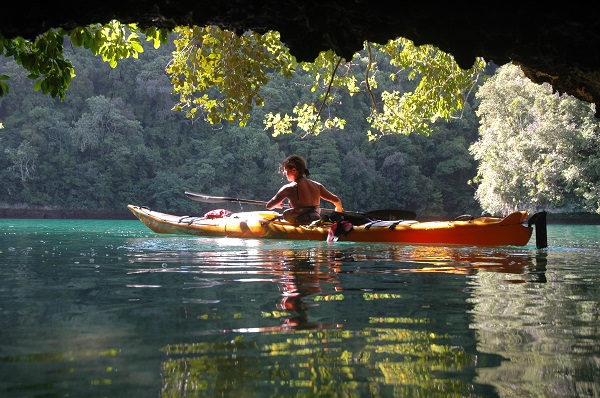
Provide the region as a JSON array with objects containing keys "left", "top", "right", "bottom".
[{"left": 1, "top": 37, "right": 488, "bottom": 219}]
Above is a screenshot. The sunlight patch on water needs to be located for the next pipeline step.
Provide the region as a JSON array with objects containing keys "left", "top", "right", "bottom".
[{"left": 125, "top": 284, "right": 162, "bottom": 288}]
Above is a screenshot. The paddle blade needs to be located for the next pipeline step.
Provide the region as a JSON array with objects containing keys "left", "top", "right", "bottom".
[
  {"left": 364, "top": 209, "right": 416, "bottom": 221},
  {"left": 185, "top": 191, "right": 230, "bottom": 203}
]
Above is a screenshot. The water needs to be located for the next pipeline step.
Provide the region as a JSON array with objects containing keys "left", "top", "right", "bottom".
[{"left": 0, "top": 219, "right": 598, "bottom": 397}]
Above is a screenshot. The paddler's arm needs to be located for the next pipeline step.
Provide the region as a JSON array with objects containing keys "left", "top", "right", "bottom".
[
  {"left": 266, "top": 186, "right": 291, "bottom": 210},
  {"left": 319, "top": 185, "right": 343, "bottom": 212}
]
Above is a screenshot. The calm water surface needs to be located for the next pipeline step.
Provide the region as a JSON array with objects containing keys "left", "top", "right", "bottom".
[{"left": 0, "top": 219, "right": 598, "bottom": 397}]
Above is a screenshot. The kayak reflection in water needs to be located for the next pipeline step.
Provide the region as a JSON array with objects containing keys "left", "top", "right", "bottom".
[{"left": 267, "top": 154, "right": 343, "bottom": 225}]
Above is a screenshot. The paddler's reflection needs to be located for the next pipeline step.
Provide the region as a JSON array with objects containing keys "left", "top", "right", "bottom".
[
  {"left": 271, "top": 246, "right": 547, "bottom": 330},
  {"left": 275, "top": 255, "right": 343, "bottom": 330}
]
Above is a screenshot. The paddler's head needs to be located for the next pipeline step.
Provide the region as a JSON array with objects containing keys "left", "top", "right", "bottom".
[{"left": 281, "top": 154, "right": 310, "bottom": 177}]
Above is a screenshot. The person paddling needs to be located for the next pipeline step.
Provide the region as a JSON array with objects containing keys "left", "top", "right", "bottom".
[{"left": 266, "top": 155, "right": 343, "bottom": 224}]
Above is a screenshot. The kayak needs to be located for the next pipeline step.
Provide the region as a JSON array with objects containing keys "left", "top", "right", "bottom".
[{"left": 127, "top": 204, "right": 547, "bottom": 248}]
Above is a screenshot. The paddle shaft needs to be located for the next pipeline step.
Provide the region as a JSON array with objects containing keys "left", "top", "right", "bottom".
[
  {"left": 185, "top": 191, "right": 416, "bottom": 220},
  {"left": 185, "top": 191, "right": 334, "bottom": 211}
]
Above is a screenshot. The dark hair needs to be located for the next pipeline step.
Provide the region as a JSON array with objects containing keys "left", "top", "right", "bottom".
[{"left": 281, "top": 154, "right": 310, "bottom": 177}]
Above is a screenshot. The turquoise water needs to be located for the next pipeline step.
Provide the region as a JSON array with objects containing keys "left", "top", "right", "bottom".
[{"left": 0, "top": 219, "right": 598, "bottom": 397}]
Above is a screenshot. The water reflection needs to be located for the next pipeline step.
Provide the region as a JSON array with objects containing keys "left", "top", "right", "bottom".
[
  {"left": 125, "top": 239, "right": 547, "bottom": 332},
  {"left": 122, "top": 238, "right": 552, "bottom": 396},
  {"left": 468, "top": 249, "right": 598, "bottom": 397},
  {"left": 2, "top": 220, "right": 597, "bottom": 397}
]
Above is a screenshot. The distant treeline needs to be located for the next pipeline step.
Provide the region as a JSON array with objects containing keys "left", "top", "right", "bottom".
[{"left": 0, "top": 38, "right": 487, "bottom": 219}]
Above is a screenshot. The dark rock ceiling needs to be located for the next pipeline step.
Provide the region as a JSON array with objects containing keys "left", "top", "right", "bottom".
[{"left": 2, "top": 2, "right": 600, "bottom": 114}]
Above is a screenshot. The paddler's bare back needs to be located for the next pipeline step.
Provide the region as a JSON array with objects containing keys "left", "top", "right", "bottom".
[
  {"left": 266, "top": 155, "right": 343, "bottom": 224},
  {"left": 287, "top": 177, "right": 321, "bottom": 208}
]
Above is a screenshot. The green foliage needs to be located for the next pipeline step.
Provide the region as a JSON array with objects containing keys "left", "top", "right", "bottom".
[
  {"left": 2, "top": 22, "right": 484, "bottom": 142},
  {"left": 166, "top": 26, "right": 296, "bottom": 125},
  {"left": 470, "top": 63, "right": 600, "bottom": 215},
  {"left": 71, "top": 21, "right": 145, "bottom": 68},
  {"left": 0, "top": 74, "right": 9, "bottom": 99},
  {"left": 70, "top": 95, "right": 143, "bottom": 155},
  {"left": 367, "top": 38, "right": 486, "bottom": 139},
  {"left": 264, "top": 50, "right": 355, "bottom": 136},
  {"left": 0, "top": 21, "right": 169, "bottom": 101},
  {"left": 0, "top": 35, "right": 486, "bottom": 217},
  {"left": 4, "top": 141, "right": 38, "bottom": 184},
  {"left": 264, "top": 39, "right": 487, "bottom": 139},
  {"left": 1, "top": 29, "right": 75, "bottom": 100},
  {"left": 19, "top": 30, "right": 600, "bottom": 218}
]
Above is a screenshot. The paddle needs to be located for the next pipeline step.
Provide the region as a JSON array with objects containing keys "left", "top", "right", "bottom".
[
  {"left": 184, "top": 191, "right": 416, "bottom": 221},
  {"left": 185, "top": 192, "right": 274, "bottom": 207}
]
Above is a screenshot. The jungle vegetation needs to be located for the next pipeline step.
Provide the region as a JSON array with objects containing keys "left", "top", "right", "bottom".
[{"left": 0, "top": 23, "right": 598, "bottom": 217}]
